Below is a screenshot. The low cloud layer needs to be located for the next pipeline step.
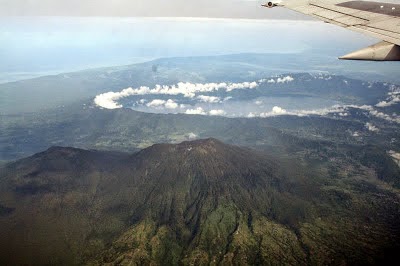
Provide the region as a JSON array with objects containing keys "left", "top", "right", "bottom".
[
  {"left": 146, "top": 99, "right": 180, "bottom": 109},
  {"left": 278, "top": 76, "right": 295, "bottom": 83},
  {"left": 185, "top": 107, "right": 207, "bottom": 115},
  {"left": 187, "top": 132, "right": 198, "bottom": 140},
  {"left": 198, "top": 95, "right": 221, "bottom": 103},
  {"left": 248, "top": 103, "right": 400, "bottom": 125},
  {"left": 209, "top": 109, "right": 227, "bottom": 116},
  {"left": 388, "top": 151, "right": 400, "bottom": 167},
  {"left": 94, "top": 80, "right": 263, "bottom": 110},
  {"left": 264, "top": 76, "right": 295, "bottom": 84},
  {"left": 94, "top": 76, "right": 294, "bottom": 110},
  {"left": 376, "top": 84, "right": 400, "bottom": 107},
  {"left": 93, "top": 75, "right": 400, "bottom": 126},
  {"left": 365, "top": 122, "right": 379, "bottom": 132}
]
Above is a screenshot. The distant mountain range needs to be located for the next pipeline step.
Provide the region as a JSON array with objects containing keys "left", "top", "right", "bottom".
[{"left": 0, "top": 139, "right": 399, "bottom": 265}]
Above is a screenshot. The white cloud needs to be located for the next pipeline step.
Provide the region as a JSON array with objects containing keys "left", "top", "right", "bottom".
[
  {"left": 365, "top": 122, "right": 379, "bottom": 132},
  {"left": 165, "top": 99, "right": 178, "bottom": 109},
  {"left": 94, "top": 80, "right": 260, "bottom": 109},
  {"left": 197, "top": 95, "right": 221, "bottom": 103},
  {"left": 94, "top": 91, "right": 123, "bottom": 109},
  {"left": 145, "top": 99, "right": 178, "bottom": 109},
  {"left": 223, "top": 96, "right": 233, "bottom": 101},
  {"left": 353, "top": 104, "right": 374, "bottom": 111},
  {"left": 388, "top": 150, "right": 400, "bottom": 162},
  {"left": 246, "top": 104, "right": 386, "bottom": 120},
  {"left": 247, "top": 112, "right": 256, "bottom": 118},
  {"left": 185, "top": 107, "right": 206, "bottom": 115},
  {"left": 187, "top": 132, "right": 198, "bottom": 140},
  {"left": 262, "top": 76, "right": 294, "bottom": 84},
  {"left": 226, "top": 81, "right": 258, "bottom": 91},
  {"left": 93, "top": 77, "right": 400, "bottom": 123},
  {"left": 94, "top": 86, "right": 151, "bottom": 109},
  {"left": 375, "top": 85, "right": 400, "bottom": 108},
  {"left": 352, "top": 132, "right": 360, "bottom": 137},
  {"left": 209, "top": 109, "right": 226, "bottom": 116},
  {"left": 277, "top": 76, "right": 294, "bottom": 83},
  {"left": 272, "top": 106, "right": 287, "bottom": 114},
  {"left": 375, "top": 101, "right": 390, "bottom": 108},
  {"left": 146, "top": 99, "right": 166, "bottom": 107},
  {"left": 368, "top": 109, "right": 400, "bottom": 123},
  {"left": 258, "top": 106, "right": 288, "bottom": 117},
  {"left": 376, "top": 95, "right": 400, "bottom": 107}
]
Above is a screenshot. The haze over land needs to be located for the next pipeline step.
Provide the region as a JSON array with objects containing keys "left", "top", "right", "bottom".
[{"left": 0, "top": 17, "right": 385, "bottom": 84}]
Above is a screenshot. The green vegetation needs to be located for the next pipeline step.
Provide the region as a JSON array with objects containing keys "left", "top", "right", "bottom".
[{"left": 0, "top": 139, "right": 399, "bottom": 265}]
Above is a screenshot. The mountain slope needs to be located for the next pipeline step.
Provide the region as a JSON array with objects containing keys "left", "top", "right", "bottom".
[{"left": 0, "top": 139, "right": 399, "bottom": 265}]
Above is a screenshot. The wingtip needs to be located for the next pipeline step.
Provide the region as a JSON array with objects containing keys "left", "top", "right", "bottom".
[
  {"left": 339, "top": 41, "right": 400, "bottom": 61},
  {"left": 338, "top": 55, "right": 354, "bottom": 61}
]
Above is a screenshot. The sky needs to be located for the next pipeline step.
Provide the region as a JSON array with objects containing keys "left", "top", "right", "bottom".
[
  {"left": 1, "top": 0, "right": 399, "bottom": 18},
  {"left": 0, "top": 0, "right": 308, "bottom": 19}
]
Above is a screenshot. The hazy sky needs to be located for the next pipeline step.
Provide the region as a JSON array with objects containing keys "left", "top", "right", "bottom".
[
  {"left": 0, "top": 0, "right": 308, "bottom": 19},
  {"left": 1, "top": 0, "right": 399, "bottom": 18}
]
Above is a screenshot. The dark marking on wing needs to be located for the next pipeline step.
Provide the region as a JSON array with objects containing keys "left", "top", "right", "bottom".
[{"left": 337, "top": 1, "right": 400, "bottom": 17}]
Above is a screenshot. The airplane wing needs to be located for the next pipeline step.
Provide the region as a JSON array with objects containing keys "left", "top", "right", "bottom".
[{"left": 263, "top": 1, "right": 400, "bottom": 61}]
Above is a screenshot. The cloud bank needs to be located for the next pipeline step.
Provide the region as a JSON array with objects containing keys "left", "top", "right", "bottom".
[
  {"left": 197, "top": 95, "right": 221, "bottom": 103},
  {"left": 94, "top": 80, "right": 263, "bottom": 110},
  {"left": 93, "top": 75, "right": 400, "bottom": 126},
  {"left": 247, "top": 104, "right": 400, "bottom": 124},
  {"left": 185, "top": 107, "right": 207, "bottom": 115},
  {"left": 209, "top": 109, "right": 227, "bottom": 116},
  {"left": 94, "top": 76, "right": 296, "bottom": 110},
  {"left": 262, "top": 75, "right": 295, "bottom": 84},
  {"left": 376, "top": 84, "right": 400, "bottom": 107}
]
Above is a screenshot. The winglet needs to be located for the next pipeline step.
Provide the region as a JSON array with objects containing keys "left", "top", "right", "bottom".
[{"left": 340, "top": 41, "right": 400, "bottom": 61}]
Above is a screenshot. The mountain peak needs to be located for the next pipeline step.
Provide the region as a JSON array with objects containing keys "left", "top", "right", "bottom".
[
  {"left": 145, "top": 138, "right": 223, "bottom": 150},
  {"left": 131, "top": 138, "right": 278, "bottom": 190},
  {"left": 135, "top": 138, "right": 261, "bottom": 166},
  {"left": 175, "top": 138, "right": 226, "bottom": 153},
  {"left": 1, "top": 139, "right": 399, "bottom": 265},
  {"left": 44, "top": 146, "right": 86, "bottom": 156},
  {"left": 184, "top": 137, "right": 221, "bottom": 145}
]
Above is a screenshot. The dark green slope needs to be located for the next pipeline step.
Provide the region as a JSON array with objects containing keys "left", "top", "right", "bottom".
[
  {"left": 0, "top": 147, "right": 132, "bottom": 265},
  {"left": 0, "top": 139, "right": 399, "bottom": 265}
]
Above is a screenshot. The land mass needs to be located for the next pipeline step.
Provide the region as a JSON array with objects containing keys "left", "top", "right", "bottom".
[{"left": 0, "top": 139, "right": 399, "bottom": 265}]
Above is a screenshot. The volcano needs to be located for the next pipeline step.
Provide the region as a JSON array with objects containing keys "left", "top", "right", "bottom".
[{"left": 0, "top": 139, "right": 399, "bottom": 265}]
